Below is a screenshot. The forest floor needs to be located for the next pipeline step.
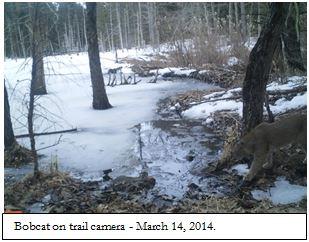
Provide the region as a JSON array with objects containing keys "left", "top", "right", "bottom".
[{"left": 4, "top": 46, "right": 307, "bottom": 213}]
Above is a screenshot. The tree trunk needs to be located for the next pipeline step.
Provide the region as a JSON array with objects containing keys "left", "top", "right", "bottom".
[
  {"left": 242, "top": 3, "right": 290, "bottom": 134},
  {"left": 240, "top": 2, "right": 247, "bottom": 41},
  {"left": 109, "top": 4, "right": 114, "bottom": 51},
  {"left": 228, "top": 3, "right": 233, "bottom": 36},
  {"left": 281, "top": 3, "right": 306, "bottom": 72},
  {"left": 234, "top": 3, "right": 239, "bottom": 29},
  {"left": 210, "top": 2, "right": 216, "bottom": 32},
  {"left": 138, "top": 3, "right": 144, "bottom": 47},
  {"left": 203, "top": 4, "right": 210, "bottom": 35},
  {"left": 257, "top": 3, "right": 261, "bottom": 36},
  {"left": 4, "top": 83, "right": 16, "bottom": 150},
  {"left": 30, "top": 3, "right": 40, "bottom": 176},
  {"left": 86, "top": 3, "right": 112, "bottom": 110},
  {"left": 116, "top": 3, "right": 123, "bottom": 49},
  {"left": 82, "top": 7, "right": 88, "bottom": 50},
  {"left": 147, "top": 2, "right": 155, "bottom": 46},
  {"left": 32, "top": 3, "right": 47, "bottom": 95}
]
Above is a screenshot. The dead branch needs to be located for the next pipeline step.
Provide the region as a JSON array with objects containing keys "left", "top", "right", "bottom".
[{"left": 15, "top": 128, "right": 77, "bottom": 138}]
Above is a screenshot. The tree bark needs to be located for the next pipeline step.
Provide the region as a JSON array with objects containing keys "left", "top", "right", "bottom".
[
  {"left": 30, "top": 3, "right": 40, "bottom": 175},
  {"left": 32, "top": 3, "right": 47, "bottom": 95},
  {"left": 228, "top": 3, "right": 233, "bottom": 36},
  {"left": 242, "top": 3, "right": 290, "bottom": 134},
  {"left": 234, "top": 3, "right": 239, "bottom": 29},
  {"left": 240, "top": 3, "right": 247, "bottom": 41},
  {"left": 86, "top": 3, "right": 112, "bottom": 110},
  {"left": 4, "top": 83, "right": 16, "bottom": 150},
  {"left": 281, "top": 3, "right": 306, "bottom": 72},
  {"left": 116, "top": 3, "right": 123, "bottom": 49}
]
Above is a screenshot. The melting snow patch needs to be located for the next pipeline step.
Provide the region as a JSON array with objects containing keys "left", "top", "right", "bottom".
[
  {"left": 251, "top": 177, "right": 307, "bottom": 205},
  {"left": 270, "top": 93, "right": 307, "bottom": 114},
  {"left": 227, "top": 57, "right": 239, "bottom": 66},
  {"left": 230, "top": 164, "right": 249, "bottom": 176},
  {"left": 183, "top": 99, "right": 243, "bottom": 119}
]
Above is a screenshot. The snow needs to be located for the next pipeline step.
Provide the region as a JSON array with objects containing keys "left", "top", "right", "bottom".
[
  {"left": 183, "top": 99, "right": 243, "bottom": 119},
  {"left": 252, "top": 177, "right": 307, "bottom": 205},
  {"left": 266, "top": 78, "right": 306, "bottom": 91},
  {"left": 270, "top": 93, "right": 307, "bottom": 114},
  {"left": 182, "top": 80, "right": 306, "bottom": 120},
  {"left": 5, "top": 51, "right": 216, "bottom": 180},
  {"left": 230, "top": 164, "right": 249, "bottom": 176},
  {"left": 227, "top": 57, "right": 239, "bottom": 66},
  {"left": 244, "top": 37, "right": 258, "bottom": 50},
  {"left": 149, "top": 67, "right": 195, "bottom": 76}
]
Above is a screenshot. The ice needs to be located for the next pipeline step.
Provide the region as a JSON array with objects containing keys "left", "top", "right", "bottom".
[
  {"left": 251, "top": 177, "right": 307, "bottom": 205},
  {"left": 5, "top": 52, "right": 216, "bottom": 180}
]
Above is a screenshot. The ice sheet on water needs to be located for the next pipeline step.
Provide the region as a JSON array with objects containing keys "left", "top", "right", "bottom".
[{"left": 5, "top": 52, "right": 217, "bottom": 181}]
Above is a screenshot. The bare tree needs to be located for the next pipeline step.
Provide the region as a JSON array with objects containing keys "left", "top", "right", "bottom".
[
  {"left": 242, "top": 3, "right": 290, "bottom": 134},
  {"left": 4, "top": 83, "right": 16, "bottom": 150},
  {"left": 29, "top": 3, "right": 41, "bottom": 176},
  {"left": 86, "top": 2, "right": 112, "bottom": 110},
  {"left": 228, "top": 3, "right": 233, "bottom": 36},
  {"left": 240, "top": 3, "right": 247, "bottom": 41},
  {"left": 32, "top": 3, "right": 47, "bottom": 95},
  {"left": 116, "top": 3, "right": 123, "bottom": 49}
]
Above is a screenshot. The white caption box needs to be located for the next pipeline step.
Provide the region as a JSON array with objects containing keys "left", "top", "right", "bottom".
[{"left": 2, "top": 213, "right": 307, "bottom": 240}]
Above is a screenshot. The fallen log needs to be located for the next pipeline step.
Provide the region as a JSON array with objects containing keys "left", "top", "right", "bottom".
[
  {"left": 15, "top": 128, "right": 77, "bottom": 139},
  {"left": 188, "top": 85, "right": 307, "bottom": 107},
  {"left": 267, "top": 85, "right": 307, "bottom": 96}
]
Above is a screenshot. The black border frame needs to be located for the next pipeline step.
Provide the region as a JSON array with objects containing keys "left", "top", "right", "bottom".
[{"left": 2, "top": 212, "right": 307, "bottom": 240}]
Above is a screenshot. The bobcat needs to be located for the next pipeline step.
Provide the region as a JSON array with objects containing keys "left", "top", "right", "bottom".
[{"left": 232, "top": 114, "right": 307, "bottom": 182}]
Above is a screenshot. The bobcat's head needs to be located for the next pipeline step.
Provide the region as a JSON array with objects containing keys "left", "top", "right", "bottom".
[{"left": 232, "top": 132, "right": 255, "bottom": 160}]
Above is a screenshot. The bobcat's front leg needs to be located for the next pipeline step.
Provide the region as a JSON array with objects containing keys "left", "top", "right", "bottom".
[
  {"left": 262, "top": 149, "right": 273, "bottom": 169},
  {"left": 244, "top": 149, "right": 267, "bottom": 182}
]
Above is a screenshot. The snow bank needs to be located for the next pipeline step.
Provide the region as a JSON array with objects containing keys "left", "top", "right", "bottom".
[
  {"left": 182, "top": 79, "right": 307, "bottom": 120},
  {"left": 183, "top": 100, "right": 243, "bottom": 119},
  {"left": 270, "top": 93, "right": 307, "bottom": 114}
]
